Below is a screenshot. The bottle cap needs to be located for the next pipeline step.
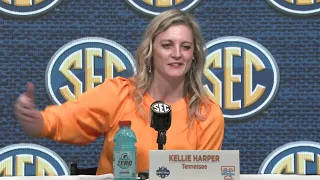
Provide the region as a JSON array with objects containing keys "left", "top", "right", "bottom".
[{"left": 119, "top": 120, "right": 131, "bottom": 126}]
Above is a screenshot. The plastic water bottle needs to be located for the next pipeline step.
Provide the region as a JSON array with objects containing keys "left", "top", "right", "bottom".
[{"left": 113, "top": 120, "right": 137, "bottom": 180}]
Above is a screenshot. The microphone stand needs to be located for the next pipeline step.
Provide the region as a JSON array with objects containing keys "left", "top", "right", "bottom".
[{"left": 157, "top": 131, "right": 166, "bottom": 150}]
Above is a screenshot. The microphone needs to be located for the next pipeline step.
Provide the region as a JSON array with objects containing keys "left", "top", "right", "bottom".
[{"left": 150, "top": 100, "right": 171, "bottom": 150}]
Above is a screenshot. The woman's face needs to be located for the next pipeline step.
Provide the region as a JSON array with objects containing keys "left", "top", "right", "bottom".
[{"left": 152, "top": 24, "right": 194, "bottom": 81}]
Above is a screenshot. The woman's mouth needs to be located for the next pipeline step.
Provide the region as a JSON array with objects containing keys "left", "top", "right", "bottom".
[{"left": 168, "top": 62, "right": 183, "bottom": 67}]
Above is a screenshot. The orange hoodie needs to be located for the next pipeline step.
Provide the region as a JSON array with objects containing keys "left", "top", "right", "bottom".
[{"left": 41, "top": 77, "right": 224, "bottom": 175}]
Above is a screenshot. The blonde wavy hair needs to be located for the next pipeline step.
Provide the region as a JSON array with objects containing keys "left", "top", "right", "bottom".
[{"left": 130, "top": 9, "right": 210, "bottom": 124}]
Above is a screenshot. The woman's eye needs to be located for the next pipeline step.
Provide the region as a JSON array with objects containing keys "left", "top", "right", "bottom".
[
  {"left": 162, "top": 44, "right": 171, "bottom": 49},
  {"left": 183, "top": 46, "right": 191, "bottom": 50}
]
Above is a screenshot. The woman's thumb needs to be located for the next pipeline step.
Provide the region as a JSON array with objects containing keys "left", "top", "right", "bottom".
[{"left": 25, "top": 82, "right": 35, "bottom": 101}]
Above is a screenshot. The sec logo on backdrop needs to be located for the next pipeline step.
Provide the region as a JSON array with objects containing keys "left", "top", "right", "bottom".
[
  {"left": 46, "top": 37, "right": 136, "bottom": 105},
  {"left": 266, "top": 0, "right": 320, "bottom": 15},
  {"left": 203, "top": 36, "right": 279, "bottom": 120},
  {"left": 0, "top": 143, "right": 69, "bottom": 176},
  {"left": 0, "top": 0, "right": 62, "bottom": 17},
  {"left": 125, "top": 0, "right": 201, "bottom": 15},
  {"left": 259, "top": 141, "right": 320, "bottom": 174}
]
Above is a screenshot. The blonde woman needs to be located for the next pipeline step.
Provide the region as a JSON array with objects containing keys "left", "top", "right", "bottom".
[{"left": 15, "top": 9, "right": 224, "bottom": 175}]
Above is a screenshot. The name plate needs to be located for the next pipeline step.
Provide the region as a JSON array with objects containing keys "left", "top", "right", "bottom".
[{"left": 149, "top": 150, "right": 240, "bottom": 180}]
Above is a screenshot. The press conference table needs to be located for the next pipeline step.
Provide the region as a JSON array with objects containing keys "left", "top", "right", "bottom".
[{"left": 0, "top": 174, "right": 319, "bottom": 180}]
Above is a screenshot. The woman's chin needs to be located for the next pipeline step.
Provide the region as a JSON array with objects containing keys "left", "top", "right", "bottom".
[{"left": 166, "top": 73, "right": 185, "bottom": 79}]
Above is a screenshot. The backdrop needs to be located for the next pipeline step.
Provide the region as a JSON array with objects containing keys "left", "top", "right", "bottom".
[{"left": 0, "top": 0, "right": 319, "bottom": 175}]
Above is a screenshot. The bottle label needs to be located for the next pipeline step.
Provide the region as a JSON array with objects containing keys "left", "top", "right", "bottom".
[{"left": 113, "top": 150, "right": 136, "bottom": 178}]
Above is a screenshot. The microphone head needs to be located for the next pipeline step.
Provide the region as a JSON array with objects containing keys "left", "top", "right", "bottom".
[{"left": 150, "top": 101, "right": 172, "bottom": 132}]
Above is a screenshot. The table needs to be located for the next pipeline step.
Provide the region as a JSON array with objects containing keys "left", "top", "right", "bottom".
[{"left": 0, "top": 174, "right": 319, "bottom": 180}]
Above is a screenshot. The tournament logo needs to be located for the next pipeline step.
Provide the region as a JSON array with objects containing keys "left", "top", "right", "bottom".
[
  {"left": 204, "top": 36, "right": 279, "bottom": 120},
  {"left": 0, "top": 143, "right": 69, "bottom": 176},
  {"left": 156, "top": 166, "right": 170, "bottom": 179},
  {"left": 46, "top": 37, "right": 136, "bottom": 105},
  {"left": 221, "top": 166, "right": 235, "bottom": 180},
  {"left": 259, "top": 141, "right": 320, "bottom": 174},
  {"left": 266, "top": 0, "right": 320, "bottom": 15},
  {"left": 125, "top": 0, "right": 201, "bottom": 15},
  {"left": 0, "top": 0, "right": 62, "bottom": 17}
]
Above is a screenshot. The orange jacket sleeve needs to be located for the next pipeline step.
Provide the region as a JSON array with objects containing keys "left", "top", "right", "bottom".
[
  {"left": 40, "top": 77, "right": 130, "bottom": 145},
  {"left": 196, "top": 102, "right": 225, "bottom": 150}
]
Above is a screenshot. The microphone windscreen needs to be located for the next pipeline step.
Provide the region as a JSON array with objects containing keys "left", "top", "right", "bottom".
[{"left": 150, "top": 101, "right": 171, "bottom": 131}]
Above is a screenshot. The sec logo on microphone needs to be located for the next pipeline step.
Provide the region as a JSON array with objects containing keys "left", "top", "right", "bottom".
[
  {"left": 45, "top": 37, "right": 136, "bottom": 105},
  {"left": 259, "top": 141, "right": 320, "bottom": 174},
  {"left": 203, "top": 36, "right": 279, "bottom": 120},
  {"left": 0, "top": 143, "right": 69, "bottom": 176},
  {"left": 125, "top": 0, "right": 201, "bottom": 16},
  {"left": 151, "top": 101, "right": 171, "bottom": 113},
  {"left": 0, "top": 0, "right": 62, "bottom": 17},
  {"left": 266, "top": 0, "right": 320, "bottom": 16}
]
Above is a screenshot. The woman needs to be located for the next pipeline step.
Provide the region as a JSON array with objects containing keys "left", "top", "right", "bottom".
[{"left": 14, "top": 9, "right": 224, "bottom": 175}]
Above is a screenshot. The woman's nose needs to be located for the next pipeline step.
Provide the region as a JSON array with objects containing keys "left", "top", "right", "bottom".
[{"left": 172, "top": 46, "right": 182, "bottom": 59}]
